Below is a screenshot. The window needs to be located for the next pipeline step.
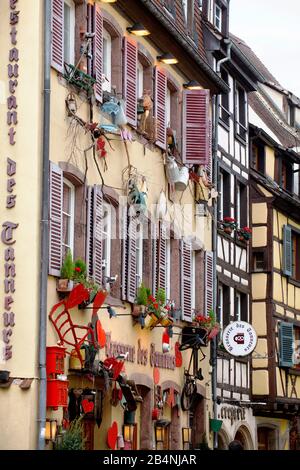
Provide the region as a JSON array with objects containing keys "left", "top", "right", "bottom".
[
  {"left": 166, "top": 88, "right": 171, "bottom": 128},
  {"left": 102, "top": 28, "right": 112, "bottom": 92},
  {"left": 220, "top": 69, "right": 229, "bottom": 125},
  {"left": 252, "top": 140, "right": 265, "bottom": 174},
  {"left": 257, "top": 427, "right": 277, "bottom": 451},
  {"left": 279, "top": 322, "right": 300, "bottom": 369},
  {"left": 62, "top": 179, "right": 75, "bottom": 258},
  {"left": 218, "top": 283, "right": 230, "bottom": 329},
  {"left": 182, "top": 0, "right": 188, "bottom": 22},
  {"left": 102, "top": 203, "right": 112, "bottom": 283},
  {"left": 219, "top": 170, "right": 230, "bottom": 221},
  {"left": 236, "top": 181, "right": 247, "bottom": 228},
  {"left": 166, "top": 239, "right": 171, "bottom": 302},
  {"left": 276, "top": 156, "right": 294, "bottom": 193},
  {"left": 137, "top": 61, "right": 144, "bottom": 99},
  {"left": 235, "top": 291, "right": 247, "bottom": 322},
  {"left": 292, "top": 231, "right": 300, "bottom": 281},
  {"left": 236, "top": 85, "right": 247, "bottom": 140},
  {"left": 136, "top": 222, "right": 144, "bottom": 288},
  {"left": 64, "top": 0, "right": 75, "bottom": 65},
  {"left": 191, "top": 251, "right": 196, "bottom": 311},
  {"left": 253, "top": 252, "right": 265, "bottom": 272},
  {"left": 214, "top": 3, "right": 222, "bottom": 31}
]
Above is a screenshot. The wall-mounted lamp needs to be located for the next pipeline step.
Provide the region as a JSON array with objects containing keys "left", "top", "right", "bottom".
[
  {"left": 100, "top": 0, "right": 117, "bottom": 3},
  {"left": 182, "top": 427, "right": 192, "bottom": 449},
  {"left": 127, "top": 23, "right": 150, "bottom": 37},
  {"left": 157, "top": 53, "right": 178, "bottom": 65},
  {"left": 123, "top": 424, "right": 134, "bottom": 443},
  {"left": 183, "top": 80, "right": 202, "bottom": 90},
  {"left": 155, "top": 425, "right": 164, "bottom": 446},
  {"left": 45, "top": 419, "right": 58, "bottom": 443}
]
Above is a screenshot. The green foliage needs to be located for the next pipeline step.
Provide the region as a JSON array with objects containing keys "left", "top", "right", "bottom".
[
  {"left": 156, "top": 288, "right": 166, "bottom": 305},
  {"left": 74, "top": 258, "right": 87, "bottom": 277},
  {"left": 136, "top": 283, "right": 148, "bottom": 306},
  {"left": 60, "top": 249, "right": 74, "bottom": 280},
  {"left": 55, "top": 418, "right": 86, "bottom": 451}
]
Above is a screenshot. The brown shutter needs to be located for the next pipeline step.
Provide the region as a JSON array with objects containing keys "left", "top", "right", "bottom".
[
  {"left": 49, "top": 162, "right": 63, "bottom": 276},
  {"left": 154, "top": 67, "right": 167, "bottom": 149},
  {"left": 121, "top": 205, "right": 129, "bottom": 301},
  {"left": 181, "top": 240, "right": 193, "bottom": 322},
  {"left": 51, "top": 0, "right": 64, "bottom": 73},
  {"left": 127, "top": 216, "right": 137, "bottom": 303},
  {"left": 183, "top": 89, "right": 210, "bottom": 165},
  {"left": 158, "top": 222, "right": 167, "bottom": 291},
  {"left": 94, "top": 3, "right": 103, "bottom": 103},
  {"left": 86, "top": 186, "right": 103, "bottom": 286},
  {"left": 205, "top": 251, "right": 214, "bottom": 315},
  {"left": 123, "top": 37, "right": 138, "bottom": 126}
]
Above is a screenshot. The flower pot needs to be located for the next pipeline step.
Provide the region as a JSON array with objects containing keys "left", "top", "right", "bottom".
[
  {"left": 223, "top": 227, "right": 233, "bottom": 235},
  {"left": 57, "top": 279, "right": 73, "bottom": 293},
  {"left": 238, "top": 235, "right": 245, "bottom": 242},
  {"left": 210, "top": 418, "right": 223, "bottom": 433}
]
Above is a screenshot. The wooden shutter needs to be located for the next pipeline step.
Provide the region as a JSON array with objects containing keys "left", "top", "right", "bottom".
[
  {"left": 123, "top": 37, "right": 138, "bottom": 126},
  {"left": 154, "top": 67, "right": 167, "bottom": 149},
  {"left": 183, "top": 89, "right": 210, "bottom": 165},
  {"left": 279, "top": 322, "right": 294, "bottom": 368},
  {"left": 94, "top": 4, "right": 103, "bottom": 103},
  {"left": 158, "top": 223, "right": 167, "bottom": 291},
  {"left": 86, "top": 186, "right": 103, "bottom": 285},
  {"left": 205, "top": 251, "right": 214, "bottom": 316},
  {"left": 51, "top": 0, "right": 64, "bottom": 73},
  {"left": 152, "top": 223, "right": 158, "bottom": 295},
  {"left": 283, "top": 225, "right": 292, "bottom": 277},
  {"left": 181, "top": 240, "right": 193, "bottom": 322},
  {"left": 127, "top": 216, "right": 137, "bottom": 303},
  {"left": 121, "top": 205, "right": 128, "bottom": 301},
  {"left": 49, "top": 162, "right": 63, "bottom": 276}
]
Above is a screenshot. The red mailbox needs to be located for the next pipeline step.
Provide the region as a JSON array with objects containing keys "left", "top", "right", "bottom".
[
  {"left": 47, "top": 379, "right": 69, "bottom": 408},
  {"left": 46, "top": 346, "right": 66, "bottom": 378}
]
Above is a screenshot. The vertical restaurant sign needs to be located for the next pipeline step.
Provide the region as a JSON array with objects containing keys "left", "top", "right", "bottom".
[{"left": 1, "top": 0, "right": 20, "bottom": 363}]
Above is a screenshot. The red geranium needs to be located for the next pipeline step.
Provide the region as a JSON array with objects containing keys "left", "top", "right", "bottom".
[
  {"left": 75, "top": 267, "right": 81, "bottom": 273},
  {"left": 223, "top": 217, "right": 236, "bottom": 223}
]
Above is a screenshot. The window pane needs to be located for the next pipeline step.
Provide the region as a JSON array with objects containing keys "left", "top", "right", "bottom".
[
  {"left": 63, "top": 214, "right": 70, "bottom": 246},
  {"left": 63, "top": 183, "right": 71, "bottom": 214},
  {"left": 64, "top": 3, "right": 71, "bottom": 63}
]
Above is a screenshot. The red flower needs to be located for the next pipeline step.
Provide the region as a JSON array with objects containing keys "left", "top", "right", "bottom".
[
  {"left": 223, "top": 217, "right": 236, "bottom": 223},
  {"left": 75, "top": 267, "right": 81, "bottom": 273},
  {"left": 148, "top": 295, "right": 155, "bottom": 303},
  {"left": 153, "top": 303, "right": 159, "bottom": 310},
  {"left": 165, "top": 306, "right": 171, "bottom": 311},
  {"left": 242, "top": 227, "right": 252, "bottom": 233}
]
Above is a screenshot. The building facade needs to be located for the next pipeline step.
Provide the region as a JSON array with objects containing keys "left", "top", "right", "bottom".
[{"left": 0, "top": 0, "right": 228, "bottom": 450}]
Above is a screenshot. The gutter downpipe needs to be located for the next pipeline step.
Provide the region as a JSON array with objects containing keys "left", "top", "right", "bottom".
[
  {"left": 211, "top": 39, "right": 232, "bottom": 450},
  {"left": 37, "top": 0, "right": 51, "bottom": 450}
]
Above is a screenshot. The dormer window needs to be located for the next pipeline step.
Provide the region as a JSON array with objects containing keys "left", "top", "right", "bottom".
[{"left": 214, "top": 3, "right": 222, "bottom": 31}]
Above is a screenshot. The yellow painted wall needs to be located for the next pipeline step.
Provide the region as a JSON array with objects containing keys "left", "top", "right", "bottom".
[
  {"left": 252, "top": 370, "right": 269, "bottom": 395},
  {"left": 252, "top": 226, "right": 267, "bottom": 247},
  {"left": 252, "top": 338, "right": 268, "bottom": 369},
  {"left": 252, "top": 302, "right": 267, "bottom": 336},
  {"left": 252, "top": 274, "right": 267, "bottom": 300},
  {"left": 252, "top": 203, "right": 267, "bottom": 225}
]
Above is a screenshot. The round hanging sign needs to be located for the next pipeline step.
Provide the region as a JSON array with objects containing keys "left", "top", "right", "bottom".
[{"left": 222, "top": 321, "right": 257, "bottom": 357}]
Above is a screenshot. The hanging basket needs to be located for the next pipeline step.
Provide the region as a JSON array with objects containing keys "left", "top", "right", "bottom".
[{"left": 210, "top": 418, "right": 223, "bottom": 433}]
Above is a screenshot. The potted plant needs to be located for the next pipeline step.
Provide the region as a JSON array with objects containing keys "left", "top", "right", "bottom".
[
  {"left": 193, "top": 310, "right": 220, "bottom": 344},
  {"left": 57, "top": 250, "right": 74, "bottom": 292},
  {"left": 220, "top": 217, "right": 237, "bottom": 235},
  {"left": 237, "top": 226, "right": 252, "bottom": 242},
  {"left": 55, "top": 417, "right": 86, "bottom": 450},
  {"left": 132, "top": 283, "right": 150, "bottom": 317}
]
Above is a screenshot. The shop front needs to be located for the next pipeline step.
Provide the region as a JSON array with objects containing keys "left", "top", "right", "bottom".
[{"left": 216, "top": 404, "right": 256, "bottom": 450}]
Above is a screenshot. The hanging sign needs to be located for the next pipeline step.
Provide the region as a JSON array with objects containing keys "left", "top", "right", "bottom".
[{"left": 222, "top": 321, "right": 257, "bottom": 357}]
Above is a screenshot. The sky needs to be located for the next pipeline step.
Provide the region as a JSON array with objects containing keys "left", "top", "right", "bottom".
[{"left": 230, "top": 0, "right": 300, "bottom": 97}]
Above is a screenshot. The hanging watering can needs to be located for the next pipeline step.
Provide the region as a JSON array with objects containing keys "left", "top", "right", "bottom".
[
  {"left": 166, "top": 156, "right": 180, "bottom": 184},
  {"left": 174, "top": 166, "right": 189, "bottom": 191}
]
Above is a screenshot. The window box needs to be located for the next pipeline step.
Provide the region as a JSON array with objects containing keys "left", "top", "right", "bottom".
[
  {"left": 64, "top": 63, "right": 96, "bottom": 94},
  {"left": 56, "top": 279, "right": 74, "bottom": 293}
]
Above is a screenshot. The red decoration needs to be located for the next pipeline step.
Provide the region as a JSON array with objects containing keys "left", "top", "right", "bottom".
[
  {"left": 107, "top": 421, "right": 118, "bottom": 450},
  {"left": 166, "top": 387, "right": 175, "bottom": 408},
  {"left": 96, "top": 319, "right": 106, "bottom": 349},
  {"left": 47, "top": 379, "right": 68, "bottom": 408},
  {"left": 97, "top": 137, "right": 107, "bottom": 158},
  {"left": 104, "top": 357, "right": 125, "bottom": 380},
  {"left": 82, "top": 399, "right": 95, "bottom": 414},
  {"left": 153, "top": 367, "right": 160, "bottom": 385},
  {"left": 175, "top": 342, "right": 182, "bottom": 368},
  {"left": 46, "top": 346, "right": 66, "bottom": 379},
  {"left": 49, "top": 285, "right": 108, "bottom": 366},
  {"left": 152, "top": 408, "right": 160, "bottom": 420}
]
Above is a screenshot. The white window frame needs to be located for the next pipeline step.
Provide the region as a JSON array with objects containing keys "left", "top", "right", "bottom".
[
  {"left": 166, "top": 239, "right": 171, "bottom": 302},
  {"left": 214, "top": 3, "right": 222, "bottom": 32},
  {"left": 136, "top": 222, "right": 143, "bottom": 288},
  {"left": 137, "top": 61, "right": 144, "bottom": 99},
  {"left": 235, "top": 291, "right": 241, "bottom": 321},
  {"left": 191, "top": 251, "right": 196, "bottom": 310},
  {"left": 102, "top": 28, "right": 112, "bottom": 93},
  {"left": 218, "top": 284, "right": 224, "bottom": 330},
  {"left": 62, "top": 178, "right": 75, "bottom": 256},
  {"left": 166, "top": 87, "right": 171, "bottom": 128},
  {"left": 64, "top": 0, "right": 75, "bottom": 65},
  {"left": 236, "top": 183, "right": 241, "bottom": 227},
  {"left": 102, "top": 203, "right": 112, "bottom": 282}
]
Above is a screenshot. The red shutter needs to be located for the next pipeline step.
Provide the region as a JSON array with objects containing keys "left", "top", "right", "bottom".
[
  {"left": 206, "top": 120, "right": 212, "bottom": 183},
  {"left": 121, "top": 205, "right": 128, "bottom": 301},
  {"left": 94, "top": 4, "right": 103, "bottom": 103},
  {"left": 154, "top": 67, "right": 167, "bottom": 149},
  {"left": 127, "top": 216, "right": 137, "bottom": 303},
  {"left": 158, "top": 222, "right": 167, "bottom": 291},
  {"left": 183, "top": 89, "right": 210, "bottom": 165},
  {"left": 51, "top": 0, "right": 64, "bottom": 73},
  {"left": 86, "top": 186, "right": 103, "bottom": 285},
  {"left": 87, "top": 2, "right": 94, "bottom": 77},
  {"left": 49, "top": 162, "right": 63, "bottom": 276},
  {"left": 123, "top": 37, "right": 138, "bottom": 126},
  {"left": 205, "top": 251, "right": 214, "bottom": 315},
  {"left": 181, "top": 240, "right": 193, "bottom": 322}
]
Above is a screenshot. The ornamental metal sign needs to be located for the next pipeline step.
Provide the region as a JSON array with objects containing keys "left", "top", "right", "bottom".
[{"left": 222, "top": 321, "right": 257, "bottom": 357}]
